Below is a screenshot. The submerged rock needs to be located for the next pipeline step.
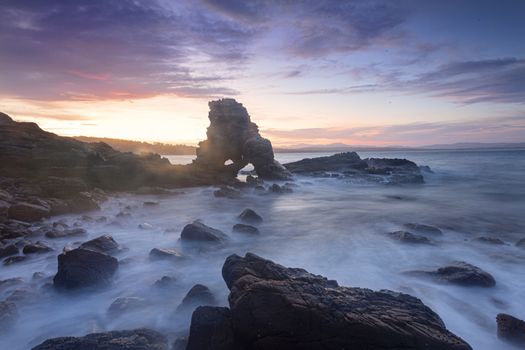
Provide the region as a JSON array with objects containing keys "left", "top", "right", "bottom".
[
  {"left": 180, "top": 221, "right": 229, "bottom": 245},
  {"left": 108, "top": 296, "right": 147, "bottom": 317},
  {"left": 31, "top": 328, "right": 168, "bottom": 350},
  {"left": 22, "top": 241, "right": 53, "bottom": 254},
  {"left": 407, "top": 261, "right": 496, "bottom": 287},
  {"left": 474, "top": 236, "right": 505, "bottom": 245},
  {"left": 3, "top": 255, "right": 27, "bottom": 265},
  {"left": 0, "top": 300, "right": 18, "bottom": 329},
  {"left": 387, "top": 231, "right": 433, "bottom": 245},
  {"left": 516, "top": 238, "right": 525, "bottom": 248},
  {"left": 403, "top": 223, "right": 443, "bottom": 235},
  {"left": 187, "top": 253, "right": 471, "bottom": 350},
  {"left": 79, "top": 235, "right": 119, "bottom": 253},
  {"left": 237, "top": 208, "right": 262, "bottom": 224},
  {"left": 53, "top": 248, "right": 118, "bottom": 290},
  {"left": 232, "top": 224, "right": 259, "bottom": 235},
  {"left": 149, "top": 248, "right": 184, "bottom": 261},
  {"left": 497, "top": 313, "right": 525, "bottom": 345}
]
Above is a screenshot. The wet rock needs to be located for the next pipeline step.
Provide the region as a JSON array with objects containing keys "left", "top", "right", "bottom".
[
  {"left": 79, "top": 234, "right": 119, "bottom": 253},
  {"left": 0, "top": 243, "right": 18, "bottom": 258},
  {"left": 53, "top": 248, "right": 118, "bottom": 290},
  {"left": 403, "top": 223, "right": 443, "bottom": 235},
  {"left": 407, "top": 261, "right": 496, "bottom": 287},
  {"left": 3, "top": 255, "right": 27, "bottom": 265},
  {"left": 143, "top": 201, "right": 159, "bottom": 207},
  {"left": 387, "top": 231, "right": 433, "bottom": 244},
  {"left": 516, "top": 238, "right": 525, "bottom": 248},
  {"left": 7, "top": 202, "right": 50, "bottom": 222},
  {"left": 238, "top": 208, "right": 262, "bottom": 224},
  {"left": 186, "top": 253, "right": 471, "bottom": 350},
  {"left": 268, "top": 183, "right": 292, "bottom": 194},
  {"left": 180, "top": 221, "right": 229, "bottom": 245},
  {"left": 23, "top": 241, "right": 53, "bottom": 254},
  {"left": 232, "top": 224, "right": 259, "bottom": 235},
  {"left": 45, "top": 227, "right": 87, "bottom": 239},
  {"left": 154, "top": 276, "right": 177, "bottom": 288},
  {"left": 214, "top": 186, "right": 242, "bottom": 199},
  {"left": 177, "top": 284, "right": 216, "bottom": 312},
  {"left": 108, "top": 296, "right": 147, "bottom": 317},
  {"left": 0, "top": 301, "right": 17, "bottom": 329},
  {"left": 186, "top": 306, "right": 235, "bottom": 350},
  {"left": 497, "top": 313, "right": 525, "bottom": 345},
  {"left": 193, "top": 98, "right": 291, "bottom": 181},
  {"left": 31, "top": 328, "right": 168, "bottom": 350},
  {"left": 32, "top": 272, "right": 46, "bottom": 280},
  {"left": 149, "top": 248, "right": 184, "bottom": 261},
  {"left": 474, "top": 236, "right": 505, "bottom": 245}
]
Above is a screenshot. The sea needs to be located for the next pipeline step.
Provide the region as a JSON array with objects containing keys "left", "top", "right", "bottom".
[{"left": 1, "top": 150, "right": 524, "bottom": 349}]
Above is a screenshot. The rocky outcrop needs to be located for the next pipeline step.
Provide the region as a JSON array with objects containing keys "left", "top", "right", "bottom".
[
  {"left": 53, "top": 248, "right": 118, "bottom": 290},
  {"left": 284, "top": 152, "right": 425, "bottom": 184},
  {"left": 192, "top": 99, "right": 291, "bottom": 180},
  {"left": 187, "top": 253, "right": 471, "bottom": 350},
  {"left": 406, "top": 261, "right": 496, "bottom": 287},
  {"left": 31, "top": 328, "right": 168, "bottom": 350},
  {"left": 497, "top": 313, "right": 525, "bottom": 345}
]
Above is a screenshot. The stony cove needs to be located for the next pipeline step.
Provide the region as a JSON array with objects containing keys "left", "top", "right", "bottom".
[{"left": 1, "top": 100, "right": 524, "bottom": 350}]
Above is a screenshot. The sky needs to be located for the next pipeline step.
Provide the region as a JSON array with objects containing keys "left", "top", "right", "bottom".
[{"left": 1, "top": 0, "right": 525, "bottom": 147}]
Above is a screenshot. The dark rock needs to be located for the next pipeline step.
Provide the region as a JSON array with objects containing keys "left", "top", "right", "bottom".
[
  {"left": 387, "top": 231, "right": 433, "bottom": 244},
  {"left": 232, "top": 224, "right": 259, "bottom": 235},
  {"left": 79, "top": 234, "right": 119, "bottom": 253},
  {"left": 213, "top": 186, "right": 241, "bottom": 199},
  {"left": 154, "top": 276, "right": 176, "bottom": 288},
  {"left": 108, "top": 296, "right": 147, "bottom": 317},
  {"left": 192, "top": 99, "right": 291, "bottom": 181},
  {"left": 31, "top": 328, "right": 168, "bottom": 350},
  {"left": 238, "top": 208, "right": 262, "bottom": 224},
  {"left": 53, "top": 248, "right": 118, "bottom": 290},
  {"left": 143, "top": 201, "right": 159, "bottom": 207},
  {"left": 180, "top": 221, "right": 229, "bottom": 245},
  {"left": 187, "top": 253, "right": 471, "bottom": 350},
  {"left": 474, "top": 236, "right": 505, "bottom": 245},
  {"left": 186, "top": 306, "right": 235, "bottom": 350},
  {"left": 0, "top": 301, "right": 17, "bottom": 329},
  {"left": 516, "top": 238, "right": 525, "bottom": 248},
  {"left": 3, "top": 255, "right": 27, "bottom": 265},
  {"left": 0, "top": 243, "right": 18, "bottom": 258},
  {"left": 284, "top": 152, "right": 365, "bottom": 173},
  {"left": 497, "top": 313, "right": 525, "bottom": 345},
  {"left": 268, "top": 183, "right": 289, "bottom": 194},
  {"left": 407, "top": 261, "right": 496, "bottom": 287},
  {"left": 177, "top": 284, "right": 215, "bottom": 312},
  {"left": 149, "top": 248, "right": 184, "bottom": 261},
  {"left": 403, "top": 223, "right": 443, "bottom": 235},
  {"left": 245, "top": 175, "right": 263, "bottom": 186},
  {"left": 7, "top": 202, "right": 50, "bottom": 222},
  {"left": 23, "top": 241, "right": 53, "bottom": 254},
  {"left": 45, "top": 228, "right": 87, "bottom": 239},
  {"left": 172, "top": 337, "right": 188, "bottom": 350}
]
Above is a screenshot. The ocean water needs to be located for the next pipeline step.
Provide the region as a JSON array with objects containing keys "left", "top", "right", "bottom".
[{"left": 2, "top": 150, "right": 525, "bottom": 349}]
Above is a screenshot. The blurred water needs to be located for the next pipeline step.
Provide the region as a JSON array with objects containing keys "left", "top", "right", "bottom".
[{"left": 1, "top": 150, "right": 525, "bottom": 349}]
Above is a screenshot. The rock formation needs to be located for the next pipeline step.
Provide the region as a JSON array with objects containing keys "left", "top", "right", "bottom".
[
  {"left": 186, "top": 253, "right": 472, "bottom": 350},
  {"left": 192, "top": 99, "right": 291, "bottom": 180}
]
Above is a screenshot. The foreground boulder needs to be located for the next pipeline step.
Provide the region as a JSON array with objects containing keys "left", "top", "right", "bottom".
[
  {"left": 407, "top": 261, "right": 496, "bottom": 287},
  {"left": 497, "top": 313, "right": 525, "bottom": 345},
  {"left": 180, "top": 221, "right": 229, "bottom": 245},
  {"left": 187, "top": 253, "right": 471, "bottom": 350},
  {"left": 32, "top": 328, "right": 168, "bottom": 350},
  {"left": 53, "top": 248, "right": 118, "bottom": 289}
]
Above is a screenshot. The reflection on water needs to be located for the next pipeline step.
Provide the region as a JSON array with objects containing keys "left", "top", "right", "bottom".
[{"left": 2, "top": 150, "right": 525, "bottom": 350}]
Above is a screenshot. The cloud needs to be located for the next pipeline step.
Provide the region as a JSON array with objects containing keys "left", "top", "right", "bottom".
[{"left": 263, "top": 116, "right": 525, "bottom": 146}]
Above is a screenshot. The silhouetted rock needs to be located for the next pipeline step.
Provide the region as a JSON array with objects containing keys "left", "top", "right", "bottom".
[
  {"left": 187, "top": 253, "right": 471, "bottom": 350},
  {"left": 79, "top": 235, "right": 119, "bottom": 253},
  {"left": 238, "top": 208, "right": 262, "bottom": 224},
  {"left": 407, "top": 261, "right": 496, "bottom": 287},
  {"left": 193, "top": 99, "right": 291, "bottom": 180},
  {"left": 232, "top": 224, "right": 259, "bottom": 235},
  {"left": 53, "top": 248, "right": 118, "bottom": 290},
  {"left": 497, "top": 313, "right": 525, "bottom": 345},
  {"left": 180, "top": 221, "right": 229, "bottom": 245},
  {"left": 403, "top": 223, "right": 443, "bottom": 235},
  {"left": 387, "top": 231, "right": 433, "bottom": 244},
  {"left": 177, "top": 284, "right": 215, "bottom": 312},
  {"left": 187, "top": 306, "right": 235, "bottom": 350},
  {"left": 31, "top": 328, "right": 168, "bottom": 350}
]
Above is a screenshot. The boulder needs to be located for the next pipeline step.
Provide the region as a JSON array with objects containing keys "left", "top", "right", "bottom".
[
  {"left": 387, "top": 231, "right": 433, "bottom": 244},
  {"left": 407, "top": 261, "right": 496, "bottom": 287},
  {"left": 237, "top": 208, "right": 262, "bottom": 224},
  {"left": 403, "top": 223, "right": 443, "bottom": 235},
  {"left": 177, "top": 284, "right": 215, "bottom": 312},
  {"left": 7, "top": 202, "right": 50, "bottom": 222},
  {"left": 79, "top": 235, "right": 119, "bottom": 253},
  {"left": 31, "top": 328, "right": 168, "bottom": 350},
  {"left": 0, "top": 243, "right": 18, "bottom": 258},
  {"left": 149, "top": 248, "right": 184, "bottom": 261},
  {"left": 23, "top": 241, "right": 53, "bottom": 254},
  {"left": 186, "top": 253, "right": 471, "bottom": 349},
  {"left": 232, "top": 224, "right": 259, "bottom": 235},
  {"left": 187, "top": 306, "right": 235, "bottom": 350},
  {"left": 180, "top": 221, "right": 229, "bottom": 245},
  {"left": 497, "top": 313, "right": 525, "bottom": 345},
  {"left": 53, "top": 248, "right": 118, "bottom": 290}
]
